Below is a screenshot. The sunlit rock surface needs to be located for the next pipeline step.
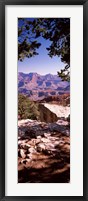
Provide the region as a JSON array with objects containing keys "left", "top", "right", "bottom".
[
  {"left": 18, "top": 118, "right": 70, "bottom": 183},
  {"left": 43, "top": 103, "right": 70, "bottom": 118}
]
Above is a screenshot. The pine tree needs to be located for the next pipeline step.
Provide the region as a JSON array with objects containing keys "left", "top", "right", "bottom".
[{"left": 18, "top": 18, "right": 70, "bottom": 81}]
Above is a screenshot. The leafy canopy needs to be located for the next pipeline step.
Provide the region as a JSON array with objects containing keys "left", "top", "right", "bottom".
[{"left": 18, "top": 18, "right": 70, "bottom": 81}]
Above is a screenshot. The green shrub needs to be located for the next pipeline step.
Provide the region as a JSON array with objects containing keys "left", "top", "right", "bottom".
[{"left": 18, "top": 93, "right": 40, "bottom": 120}]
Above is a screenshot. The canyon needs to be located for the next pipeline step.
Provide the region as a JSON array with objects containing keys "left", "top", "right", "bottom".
[
  {"left": 18, "top": 72, "right": 70, "bottom": 183},
  {"left": 18, "top": 72, "right": 70, "bottom": 100}
]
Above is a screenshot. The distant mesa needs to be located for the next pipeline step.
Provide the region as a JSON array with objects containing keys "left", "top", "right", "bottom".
[{"left": 18, "top": 72, "right": 70, "bottom": 101}]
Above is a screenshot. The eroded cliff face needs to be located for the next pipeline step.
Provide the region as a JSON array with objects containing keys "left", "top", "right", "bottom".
[
  {"left": 18, "top": 119, "right": 70, "bottom": 183},
  {"left": 18, "top": 72, "right": 69, "bottom": 101}
]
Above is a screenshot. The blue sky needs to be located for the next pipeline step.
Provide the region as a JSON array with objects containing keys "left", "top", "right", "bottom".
[{"left": 18, "top": 19, "right": 65, "bottom": 75}]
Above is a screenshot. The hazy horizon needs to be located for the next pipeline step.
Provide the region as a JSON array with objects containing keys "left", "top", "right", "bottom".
[{"left": 18, "top": 71, "right": 59, "bottom": 76}]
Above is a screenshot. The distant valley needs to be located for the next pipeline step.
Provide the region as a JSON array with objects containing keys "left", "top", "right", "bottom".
[{"left": 18, "top": 72, "right": 70, "bottom": 101}]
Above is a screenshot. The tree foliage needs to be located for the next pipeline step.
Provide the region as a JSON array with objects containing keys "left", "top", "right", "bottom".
[
  {"left": 18, "top": 18, "right": 41, "bottom": 61},
  {"left": 18, "top": 18, "right": 70, "bottom": 81},
  {"left": 18, "top": 93, "right": 40, "bottom": 120}
]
